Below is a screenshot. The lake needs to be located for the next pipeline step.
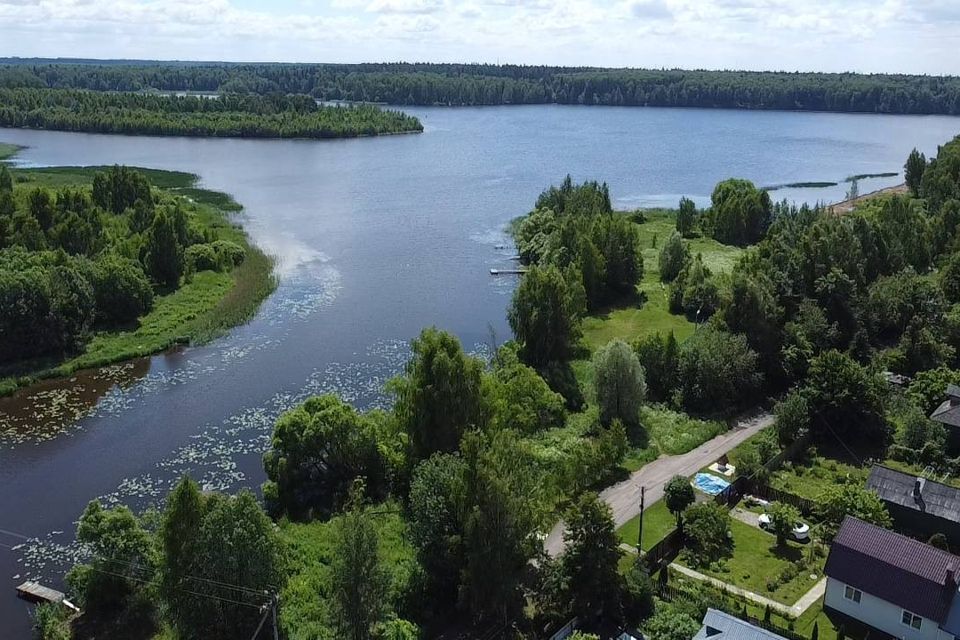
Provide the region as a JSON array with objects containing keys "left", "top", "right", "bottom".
[{"left": 1, "top": 105, "right": 958, "bottom": 636}]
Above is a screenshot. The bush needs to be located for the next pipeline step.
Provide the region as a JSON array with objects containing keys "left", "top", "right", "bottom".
[
  {"left": 683, "top": 502, "right": 733, "bottom": 567},
  {"left": 213, "top": 239, "right": 246, "bottom": 268},
  {"left": 185, "top": 243, "right": 219, "bottom": 273},
  {"left": 677, "top": 326, "right": 762, "bottom": 415}
]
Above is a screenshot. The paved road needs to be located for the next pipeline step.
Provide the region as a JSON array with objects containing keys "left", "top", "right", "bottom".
[{"left": 544, "top": 409, "right": 774, "bottom": 556}]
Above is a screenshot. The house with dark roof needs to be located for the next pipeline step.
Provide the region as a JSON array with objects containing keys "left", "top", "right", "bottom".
[
  {"left": 693, "top": 609, "right": 789, "bottom": 640},
  {"left": 823, "top": 517, "right": 960, "bottom": 640},
  {"left": 866, "top": 465, "right": 960, "bottom": 544},
  {"left": 931, "top": 384, "right": 960, "bottom": 451}
]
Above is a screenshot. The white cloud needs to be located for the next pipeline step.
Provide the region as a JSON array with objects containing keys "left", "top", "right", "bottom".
[{"left": 0, "top": 0, "right": 952, "bottom": 73}]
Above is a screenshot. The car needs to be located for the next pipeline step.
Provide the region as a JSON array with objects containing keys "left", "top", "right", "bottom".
[{"left": 758, "top": 513, "right": 810, "bottom": 541}]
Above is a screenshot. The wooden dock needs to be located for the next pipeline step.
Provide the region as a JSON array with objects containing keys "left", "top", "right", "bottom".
[
  {"left": 490, "top": 268, "right": 528, "bottom": 275},
  {"left": 16, "top": 581, "right": 80, "bottom": 612}
]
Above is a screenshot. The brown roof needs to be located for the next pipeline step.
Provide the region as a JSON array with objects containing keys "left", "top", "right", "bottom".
[{"left": 824, "top": 517, "right": 959, "bottom": 623}]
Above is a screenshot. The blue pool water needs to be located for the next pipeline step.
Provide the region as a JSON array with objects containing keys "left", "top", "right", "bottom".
[{"left": 694, "top": 473, "right": 731, "bottom": 495}]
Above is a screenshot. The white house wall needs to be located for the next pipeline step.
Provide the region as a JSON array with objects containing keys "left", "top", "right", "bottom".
[{"left": 824, "top": 577, "right": 953, "bottom": 640}]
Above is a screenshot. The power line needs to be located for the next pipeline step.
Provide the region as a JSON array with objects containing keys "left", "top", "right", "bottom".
[{"left": 85, "top": 565, "right": 266, "bottom": 610}]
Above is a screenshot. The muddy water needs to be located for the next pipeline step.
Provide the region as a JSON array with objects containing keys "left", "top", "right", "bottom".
[{"left": 1, "top": 105, "right": 959, "bottom": 636}]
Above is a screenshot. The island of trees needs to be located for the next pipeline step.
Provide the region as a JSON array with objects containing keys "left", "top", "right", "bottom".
[
  {"left": 0, "top": 87, "right": 423, "bottom": 139},
  {"left": 0, "top": 163, "right": 274, "bottom": 394},
  {"left": 4, "top": 60, "right": 960, "bottom": 114},
  {"left": 32, "top": 133, "right": 960, "bottom": 640}
]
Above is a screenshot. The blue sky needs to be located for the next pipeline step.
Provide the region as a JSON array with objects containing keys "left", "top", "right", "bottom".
[{"left": 0, "top": 0, "right": 957, "bottom": 74}]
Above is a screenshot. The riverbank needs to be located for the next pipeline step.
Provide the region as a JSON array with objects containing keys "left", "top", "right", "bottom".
[
  {"left": 829, "top": 182, "right": 908, "bottom": 214},
  {"left": 0, "top": 162, "right": 277, "bottom": 397}
]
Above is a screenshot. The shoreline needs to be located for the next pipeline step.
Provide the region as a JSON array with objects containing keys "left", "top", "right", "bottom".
[
  {"left": 829, "top": 182, "right": 908, "bottom": 213},
  {"left": 0, "top": 161, "right": 277, "bottom": 397}
]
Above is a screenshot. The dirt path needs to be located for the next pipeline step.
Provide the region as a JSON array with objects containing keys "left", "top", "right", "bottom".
[
  {"left": 830, "top": 183, "right": 907, "bottom": 214},
  {"left": 544, "top": 409, "right": 774, "bottom": 556}
]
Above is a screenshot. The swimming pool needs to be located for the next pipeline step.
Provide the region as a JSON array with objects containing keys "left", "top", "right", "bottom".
[{"left": 693, "top": 472, "right": 731, "bottom": 495}]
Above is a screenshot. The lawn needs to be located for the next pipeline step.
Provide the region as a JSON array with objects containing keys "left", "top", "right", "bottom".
[
  {"left": 768, "top": 455, "right": 868, "bottom": 502},
  {"left": 679, "top": 519, "right": 827, "bottom": 606},
  {"left": 616, "top": 499, "right": 676, "bottom": 551},
  {"left": 581, "top": 210, "right": 743, "bottom": 351}
]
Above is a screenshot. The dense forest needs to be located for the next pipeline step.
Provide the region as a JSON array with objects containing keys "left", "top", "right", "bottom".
[
  {"left": 0, "top": 87, "right": 422, "bottom": 138},
  {"left": 3, "top": 61, "right": 960, "bottom": 114}
]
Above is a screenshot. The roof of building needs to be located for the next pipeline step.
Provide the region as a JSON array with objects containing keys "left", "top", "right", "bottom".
[
  {"left": 932, "top": 389, "right": 960, "bottom": 428},
  {"left": 693, "top": 609, "right": 788, "bottom": 640},
  {"left": 866, "top": 465, "right": 960, "bottom": 522},
  {"left": 824, "top": 516, "right": 960, "bottom": 623}
]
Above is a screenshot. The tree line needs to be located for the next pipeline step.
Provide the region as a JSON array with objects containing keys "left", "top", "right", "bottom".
[
  {"left": 0, "top": 165, "right": 246, "bottom": 365},
  {"left": 5, "top": 61, "right": 960, "bottom": 114},
  {"left": 0, "top": 87, "right": 423, "bottom": 139}
]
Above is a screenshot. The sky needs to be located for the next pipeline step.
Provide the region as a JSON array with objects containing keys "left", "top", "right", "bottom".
[{"left": 0, "top": 0, "right": 958, "bottom": 74}]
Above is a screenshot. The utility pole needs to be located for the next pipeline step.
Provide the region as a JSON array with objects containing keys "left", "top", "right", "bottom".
[
  {"left": 637, "top": 485, "right": 645, "bottom": 553},
  {"left": 271, "top": 593, "right": 279, "bottom": 640}
]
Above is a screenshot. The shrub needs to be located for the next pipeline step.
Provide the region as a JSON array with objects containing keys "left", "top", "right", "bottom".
[
  {"left": 213, "top": 239, "right": 246, "bottom": 267},
  {"left": 90, "top": 254, "right": 154, "bottom": 325},
  {"left": 185, "top": 243, "right": 219, "bottom": 273}
]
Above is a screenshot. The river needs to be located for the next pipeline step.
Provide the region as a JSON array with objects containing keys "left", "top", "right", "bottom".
[{"left": 1, "top": 105, "right": 958, "bottom": 636}]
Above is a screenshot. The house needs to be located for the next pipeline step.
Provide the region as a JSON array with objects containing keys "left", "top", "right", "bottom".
[
  {"left": 866, "top": 465, "right": 960, "bottom": 544},
  {"left": 693, "top": 609, "right": 789, "bottom": 640},
  {"left": 823, "top": 516, "right": 960, "bottom": 640},
  {"left": 930, "top": 384, "right": 960, "bottom": 450}
]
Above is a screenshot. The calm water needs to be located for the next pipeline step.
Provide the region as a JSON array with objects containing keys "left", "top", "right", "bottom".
[{"left": 1, "top": 105, "right": 958, "bottom": 636}]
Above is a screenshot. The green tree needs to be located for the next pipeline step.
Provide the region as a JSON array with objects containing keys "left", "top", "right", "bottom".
[
  {"left": 408, "top": 453, "right": 467, "bottom": 607},
  {"left": 68, "top": 501, "right": 154, "bottom": 613},
  {"left": 908, "top": 366, "right": 960, "bottom": 413},
  {"left": 633, "top": 331, "right": 680, "bottom": 402},
  {"left": 593, "top": 339, "right": 646, "bottom": 426},
  {"left": 905, "top": 148, "right": 926, "bottom": 197},
  {"left": 664, "top": 475, "right": 695, "bottom": 527},
  {"left": 682, "top": 502, "right": 732, "bottom": 567},
  {"left": 330, "top": 483, "right": 391, "bottom": 640},
  {"left": 0, "top": 164, "right": 12, "bottom": 192},
  {"left": 643, "top": 602, "right": 701, "bottom": 640},
  {"left": 159, "top": 477, "right": 204, "bottom": 631},
  {"left": 677, "top": 197, "right": 697, "bottom": 237},
  {"left": 262, "top": 394, "right": 386, "bottom": 518},
  {"left": 144, "top": 209, "right": 183, "bottom": 289},
  {"left": 487, "top": 346, "right": 566, "bottom": 433},
  {"left": 560, "top": 492, "right": 623, "bottom": 622},
  {"left": 710, "top": 178, "right": 772, "bottom": 246},
  {"left": 679, "top": 253, "right": 720, "bottom": 319},
  {"left": 768, "top": 502, "right": 801, "bottom": 547},
  {"left": 723, "top": 271, "right": 782, "bottom": 377},
  {"left": 90, "top": 254, "right": 154, "bottom": 325},
  {"left": 659, "top": 231, "right": 689, "bottom": 283},
  {"left": 677, "top": 326, "right": 761, "bottom": 414},
  {"left": 622, "top": 562, "right": 655, "bottom": 625},
  {"left": 803, "top": 350, "right": 889, "bottom": 447},
  {"left": 774, "top": 392, "right": 810, "bottom": 448},
  {"left": 460, "top": 430, "right": 545, "bottom": 624},
  {"left": 818, "top": 485, "right": 892, "bottom": 540},
  {"left": 392, "top": 327, "right": 487, "bottom": 463},
  {"left": 508, "top": 265, "right": 584, "bottom": 367}
]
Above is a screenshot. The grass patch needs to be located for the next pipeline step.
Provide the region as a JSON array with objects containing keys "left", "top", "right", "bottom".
[
  {"left": 0, "top": 142, "right": 21, "bottom": 161},
  {"left": 278, "top": 506, "right": 416, "bottom": 640},
  {"left": 617, "top": 500, "right": 676, "bottom": 551},
  {"left": 0, "top": 166, "right": 276, "bottom": 396},
  {"left": 642, "top": 405, "right": 726, "bottom": 456},
  {"left": 768, "top": 454, "right": 868, "bottom": 502},
  {"left": 679, "top": 519, "right": 826, "bottom": 606}
]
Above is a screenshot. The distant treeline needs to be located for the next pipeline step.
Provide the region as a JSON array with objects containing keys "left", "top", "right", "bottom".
[
  {"left": 0, "top": 87, "right": 423, "bottom": 138},
  {"left": 3, "top": 61, "right": 960, "bottom": 114}
]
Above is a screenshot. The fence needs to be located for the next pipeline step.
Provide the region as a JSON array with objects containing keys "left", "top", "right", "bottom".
[
  {"left": 642, "top": 527, "right": 684, "bottom": 574},
  {"left": 743, "top": 481, "right": 817, "bottom": 516}
]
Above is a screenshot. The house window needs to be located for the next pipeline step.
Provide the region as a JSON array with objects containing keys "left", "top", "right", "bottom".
[
  {"left": 843, "top": 585, "right": 862, "bottom": 604},
  {"left": 901, "top": 610, "right": 922, "bottom": 631}
]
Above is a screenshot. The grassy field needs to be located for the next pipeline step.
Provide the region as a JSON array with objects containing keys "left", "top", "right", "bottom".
[
  {"left": 582, "top": 210, "right": 742, "bottom": 350},
  {"left": 768, "top": 455, "right": 868, "bottom": 502},
  {"left": 643, "top": 405, "right": 726, "bottom": 456},
  {"left": 616, "top": 499, "right": 676, "bottom": 551},
  {"left": 0, "top": 165, "right": 276, "bottom": 396},
  {"left": 679, "top": 518, "right": 826, "bottom": 606}
]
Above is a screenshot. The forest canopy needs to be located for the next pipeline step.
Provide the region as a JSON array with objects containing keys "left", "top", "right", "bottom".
[
  {"left": 3, "top": 61, "right": 960, "bottom": 114},
  {"left": 0, "top": 87, "right": 423, "bottom": 139}
]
